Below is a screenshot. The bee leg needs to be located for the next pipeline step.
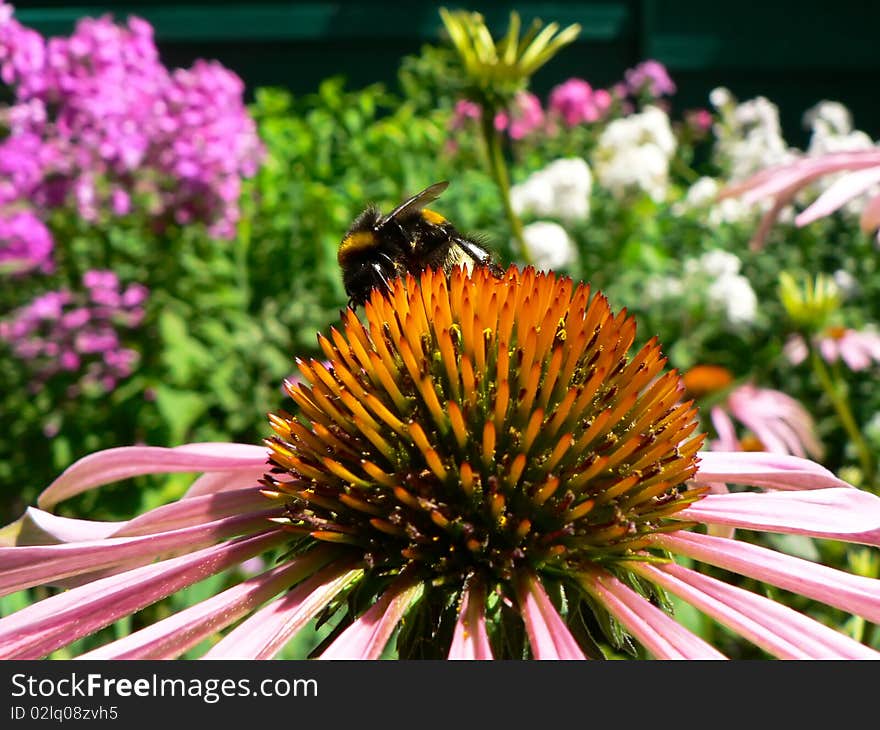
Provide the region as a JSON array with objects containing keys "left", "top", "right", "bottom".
[
  {"left": 455, "top": 238, "right": 504, "bottom": 276},
  {"left": 372, "top": 262, "right": 393, "bottom": 290}
]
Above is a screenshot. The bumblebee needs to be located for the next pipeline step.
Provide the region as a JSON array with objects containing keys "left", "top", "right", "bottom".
[{"left": 337, "top": 181, "right": 502, "bottom": 307}]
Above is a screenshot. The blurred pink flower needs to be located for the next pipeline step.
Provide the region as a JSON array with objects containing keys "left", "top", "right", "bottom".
[
  {"left": 720, "top": 149, "right": 880, "bottom": 249},
  {"left": 493, "top": 91, "right": 544, "bottom": 140},
  {"left": 786, "top": 327, "right": 880, "bottom": 372},
  {"left": 684, "top": 365, "right": 822, "bottom": 459},
  {"left": 449, "top": 99, "right": 481, "bottom": 130},
  {"left": 548, "top": 78, "right": 612, "bottom": 126},
  {"left": 624, "top": 60, "right": 676, "bottom": 98}
]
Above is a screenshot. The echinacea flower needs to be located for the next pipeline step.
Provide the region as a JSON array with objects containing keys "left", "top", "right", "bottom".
[
  {"left": 719, "top": 149, "right": 880, "bottom": 249},
  {"left": 683, "top": 365, "right": 823, "bottom": 459},
  {"left": 2, "top": 267, "right": 880, "bottom": 660}
]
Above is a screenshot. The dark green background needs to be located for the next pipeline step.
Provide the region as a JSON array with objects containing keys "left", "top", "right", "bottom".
[{"left": 14, "top": 1, "right": 880, "bottom": 146}]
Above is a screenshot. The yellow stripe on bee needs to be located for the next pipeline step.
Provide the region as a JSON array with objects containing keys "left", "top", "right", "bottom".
[
  {"left": 421, "top": 209, "right": 446, "bottom": 225},
  {"left": 338, "top": 231, "right": 377, "bottom": 258}
]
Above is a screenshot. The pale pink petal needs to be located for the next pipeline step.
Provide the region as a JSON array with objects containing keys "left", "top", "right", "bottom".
[
  {"left": 709, "top": 406, "right": 740, "bottom": 451},
  {"left": 0, "top": 531, "right": 286, "bottom": 659},
  {"left": 634, "top": 562, "right": 879, "bottom": 659},
  {"left": 651, "top": 531, "right": 880, "bottom": 623},
  {"left": 320, "top": 578, "right": 422, "bottom": 660},
  {"left": 448, "top": 579, "right": 493, "bottom": 660},
  {"left": 183, "top": 465, "right": 268, "bottom": 498},
  {"left": 0, "top": 507, "right": 125, "bottom": 546},
  {"left": 694, "top": 451, "right": 850, "bottom": 490},
  {"left": 517, "top": 573, "right": 586, "bottom": 659},
  {"left": 796, "top": 167, "right": 880, "bottom": 226},
  {"left": 839, "top": 338, "right": 871, "bottom": 371},
  {"left": 203, "top": 562, "right": 360, "bottom": 660},
  {"left": 820, "top": 337, "right": 840, "bottom": 364},
  {"left": 723, "top": 151, "right": 880, "bottom": 202},
  {"left": 676, "top": 487, "right": 880, "bottom": 536},
  {"left": 860, "top": 193, "right": 880, "bottom": 233},
  {"left": 580, "top": 570, "right": 725, "bottom": 659},
  {"left": 0, "top": 509, "right": 282, "bottom": 596},
  {"left": 39, "top": 443, "right": 268, "bottom": 509},
  {"left": 783, "top": 335, "right": 809, "bottom": 366},
  {"left": 81, "top": 547, "right": 342, "bottom": 660},
  {"left": 111, "top": 488, "right": 276, "bottom": 537}
]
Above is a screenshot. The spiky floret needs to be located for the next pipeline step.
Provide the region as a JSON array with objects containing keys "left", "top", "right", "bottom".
[{"left": 266, "top": 266, "right": 705, "bottom": 595}]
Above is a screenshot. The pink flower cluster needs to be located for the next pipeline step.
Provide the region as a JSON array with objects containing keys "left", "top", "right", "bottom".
[
  {"left": 0, "top": 4, "right": 264, "bottom": 239},
  {"left": 624, "top": 60, "right": 676, "bottom": 98},
  {"left": 0, "top": 269, "right": 148, "bottom": 393},
  {"left": 0, "top": 209, "right": 53, "bottom": 274},
  {"left": 448, "top": 60, "right": 676, "bottom": 140},
  {"left": 548, "top": 79, "right": 612, "bottom": 126}
]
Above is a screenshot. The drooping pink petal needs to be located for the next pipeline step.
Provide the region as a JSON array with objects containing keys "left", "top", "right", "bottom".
[
  {"left": 579, "top": 569, "right": 725, "bottom": 659},
  {"left": 651, "top": 531, "right": 880, "bottom": 623},
  {"left": 722, "top": 151, "right": 880, "bottom": 203},
  {"left": 39, "top": 443, "right": 268, "bottom": 509},
  {"left": 0, "top": 509, "right": 282, "bottom": 596},
  {"left": 633, "top": 562, "right": 879, "bottom": 659},
  {"left": 111, "top": 488, "right": 277, "bottom": 537},
  {"left": 674, "top": 487, "right": 880, "bottom": 536},
  {"left": 0, "top": 531, "right": 287, "bottom": 659},
  {"left": 796, "top": 167, "right": 880, "bottom": 226},
  {"left": 203, "top": 561, "right": 361, "bottom": 660},
  {"left": 0, "top": 507, "right": 126, "bottom": 546},
  {"left": 694, "top": 451, "right": 851, "bottom": 490},
  {"left": 517, "top": 573, "right": 586, "bottom": 659},
  {"left": 82, "top": 546, "right": 341, "bottom": 660},
  {"left": 448, "top": 579, "right": 493, "bottom": 660},
  {"left": 709, "top": 406, "right": 740, "bottom": 451},
  {"left": 320, "top": 578, "right": 422, "bottom": 660}
]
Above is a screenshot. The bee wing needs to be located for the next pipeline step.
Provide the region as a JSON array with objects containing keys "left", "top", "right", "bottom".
[{"left": 379, "top": 181, "right": 450, "bottom": 226}]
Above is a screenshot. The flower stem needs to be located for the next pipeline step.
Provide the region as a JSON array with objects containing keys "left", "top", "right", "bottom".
[
  {"left": 810, "top": 349, "right": 876, "bottom": 486},
  {"left": 480, "top": 111, "right": 531, "bottom": 265}
]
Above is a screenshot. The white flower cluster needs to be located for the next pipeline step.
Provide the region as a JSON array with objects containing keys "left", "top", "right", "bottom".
[
  {"left": 510, "top": 157, "right": 592, "bottom": 223},
  {"left": 509, "top": 158, "right": 590, "bottom": 271},
  {"left": 677, "top": 176, "right": 756, "bottom": 225},
  {"left": 520, "top": 221, "right": 577, "bottom": 271},
  {"left": 710, "top": 87, "right": 797, "bottom": 182},
  {"left": 593, "top": 106, "right": 676, "bottom": 202},
  {"left": 646, "top": 249, "right": 758, "bottom": 327}
]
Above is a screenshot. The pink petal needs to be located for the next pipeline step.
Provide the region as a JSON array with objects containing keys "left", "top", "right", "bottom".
[
  {"left": 0, "top": 509, "right": 282, "bottom": 596},
  {"left": 82, "top": 546, "right": 341, "bottom": 660},
  {"left": 183, "top": 465, "right": 268, "bottom": 498},
  {"left": 796, "top": 167, "right": 880, "bottom": 226},
  {"left": 694, "top": 451, "right": 851, "bottom": 490},
  {"left": 651, "top": 531, "right": 880, "bottom": 624},
  {"left": 675, "top": 487, "right": 880, "bottom": 536},
  {"left": 0, "top": 531, "right": 286, "bottom": 659},
  {"left": 634, "top": 562, "right": 879, "bottom": 659},
  {"left": 517, "top": 573, "right": 586, "bottom": 659},
  {"left": 320, "top": 579, "right": 422, "bottom": 660},
  {"left": 203, "top": 561, "right": 360, "bottom": 660},
  {"left": 1, "top": 507, "right": 125, "bottom": 546},
  {"left": 39, "top": 443, "right": 268, "bottom": 509},
  {"left": 579, "top": 570, "right": 725, "bottom": 659},
  {"left": 709, "top": 406, "right": 740, "bottom": 451},
  {"left": 448, "top": 579, "right": 493, "bottom": 660},
  {"left": 111, "top": 488, "right": 276, "bottom": 537}
]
